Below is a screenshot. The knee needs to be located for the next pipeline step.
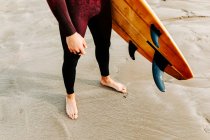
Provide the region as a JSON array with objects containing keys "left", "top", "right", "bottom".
[
  {"left": 96, "top": 40, "right": 111, "bottom": 50},
  {"left": 63, "top": 53, "right": 80, "bottom": 66}
]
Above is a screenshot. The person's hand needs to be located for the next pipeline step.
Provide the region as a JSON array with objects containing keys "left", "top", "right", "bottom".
[{"left": 66, "top": 32, "right": 87, "bottom": 55}]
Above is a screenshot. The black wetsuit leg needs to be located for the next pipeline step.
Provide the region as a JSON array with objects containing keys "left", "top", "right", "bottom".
[
  {"left": 88, "top": 1, "right": 112, "bottom": 76},
  {"left": 59, "top": 19, "right": 88, "bottom": 94}
]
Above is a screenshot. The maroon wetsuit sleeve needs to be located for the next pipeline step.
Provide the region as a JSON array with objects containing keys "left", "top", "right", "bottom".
[{"left": 47, "top": 0, "right": 76, "bottom": 36}]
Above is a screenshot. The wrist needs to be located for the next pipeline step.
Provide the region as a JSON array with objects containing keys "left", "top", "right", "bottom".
[{"left": 66, "top": 32, "right": 77, "bottom": 39}]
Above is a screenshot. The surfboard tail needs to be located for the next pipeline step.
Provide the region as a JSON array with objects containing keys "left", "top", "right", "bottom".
[{"left": 111, "top": 0, "right": 194, "bottom": 92}]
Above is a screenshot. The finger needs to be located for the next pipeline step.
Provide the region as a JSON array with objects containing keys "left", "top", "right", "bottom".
[
  {"left": 73, "top": 49, "right": 79, "bottom": 54},
  {"left": 83, "top": 40, "right": 87, "bottom": 48},
  {"left": 73, "top": 51, "right": 77, "bottom": 55},
  {"left": 80, "top": 48, "right": 86, "bottom": 55},
  {"left": 69, "top": 48, "right": 73, "bottom": 53},
  {"left": 76, "top": 51, "right": 81, "bottom": 55},
  {"left": 83, "top": 44, "right": 87, "bottom": 49}
]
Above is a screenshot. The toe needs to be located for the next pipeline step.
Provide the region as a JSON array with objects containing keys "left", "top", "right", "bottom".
[
  {"left": 122, "top": 89, "right": 126, "bottom": 93},
  {"left": 66, "top": 107, "right": 74, "bottom": 119},
  {"left": 119, "top": 84, "right": 126, "bottom": 92},
  {"left": 74, "top": 110, "right": 78, "bottom": 119},
  {"left": 121, "top": 87, "right": 127, "bottom": 93},
  {"left": 69, "top": 113, "right": 74, "bottom": 119},
  {"left": 123, "top": 87, "right": 127, "bottom": 91},
  {"left": 74, "top": 114, "right": 78, "bottom": 119}
]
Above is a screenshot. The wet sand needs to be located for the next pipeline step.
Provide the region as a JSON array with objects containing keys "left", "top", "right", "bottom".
[{"left": 1, "top": 0, "right": 210, "bottom": 139}]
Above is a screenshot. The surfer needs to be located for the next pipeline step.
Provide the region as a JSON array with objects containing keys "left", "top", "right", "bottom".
[{"left": 47, "top": 0, "right": 127, "bottom": 120}]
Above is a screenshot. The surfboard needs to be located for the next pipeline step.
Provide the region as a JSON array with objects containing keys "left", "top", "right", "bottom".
[{"left": 111, "top": 0, "right": 193, "bottom": 92}]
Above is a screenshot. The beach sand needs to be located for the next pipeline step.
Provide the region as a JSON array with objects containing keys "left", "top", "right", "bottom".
[{"left": 1, "top": 0, "right": 210, "bottom": 139}]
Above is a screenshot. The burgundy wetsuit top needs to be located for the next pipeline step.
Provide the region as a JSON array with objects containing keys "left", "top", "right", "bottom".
[{"left": 47, "top": 0, "right": 104, "bottom": 36}]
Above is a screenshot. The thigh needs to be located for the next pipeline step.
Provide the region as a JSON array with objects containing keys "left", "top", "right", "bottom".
[{"left": 88, "top": 1, "right": 112, "bottom": 45}]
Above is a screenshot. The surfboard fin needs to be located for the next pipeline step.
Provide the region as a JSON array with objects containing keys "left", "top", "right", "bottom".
[
  {"left": 150, "top": 24, "right": 161, "bottom": 48},
  {"left": 152, "top": 52, "right": 168, "bottom": 92},
  {"left": 128, "top": 41, "right": 138, "bottom": 60}
]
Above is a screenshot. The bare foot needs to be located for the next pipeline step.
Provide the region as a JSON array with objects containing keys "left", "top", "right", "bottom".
[
  {"left": 66, "top": 94, "right": 78, "bottom": 120},
  {"left": 100, "top": 76, "right": 127, "bottom": 93}
]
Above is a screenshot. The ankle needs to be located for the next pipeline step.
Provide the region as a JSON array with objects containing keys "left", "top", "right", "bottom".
[
  {"left": 101, "top": 76, "right": 112, "bottom": 83},
  {"left": 66, "top": 93, "right": 75, "bottom": 100}
]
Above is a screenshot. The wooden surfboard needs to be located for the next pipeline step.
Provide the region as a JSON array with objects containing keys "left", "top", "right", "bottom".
[{"left": 111, "top": 0, "right": 193, "bottom": 92}]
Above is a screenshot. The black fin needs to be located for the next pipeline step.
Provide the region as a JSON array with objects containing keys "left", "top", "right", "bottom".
[
  {"left": 128, "top": 41, "right": 138, "bottom": 60},
  {"left": 152, "top": 52, "right": 168, "bottom": 92},
  {"left": 150, "top": 24, "right": 161, "bottom": 48}
]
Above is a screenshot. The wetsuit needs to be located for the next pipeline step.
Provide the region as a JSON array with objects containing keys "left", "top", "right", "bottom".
[{"left": 47, "top": 0, "right": 112, "bottom": 94}]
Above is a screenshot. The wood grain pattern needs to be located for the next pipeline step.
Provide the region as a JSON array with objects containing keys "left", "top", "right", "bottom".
[{"left": 111, "top": 0, "right": 193, "bottom": 80}]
